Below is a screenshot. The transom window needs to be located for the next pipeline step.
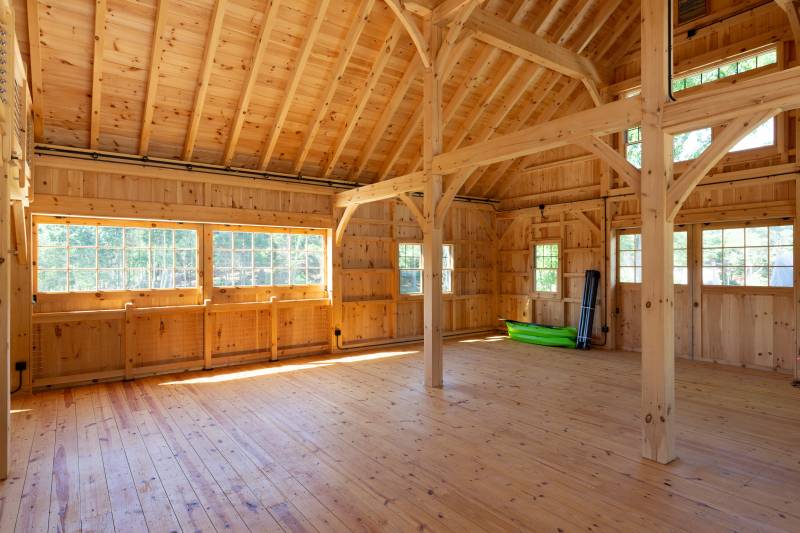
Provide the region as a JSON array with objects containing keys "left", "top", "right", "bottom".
[
  {"left": 36, "top": 222, "right": 198, "bottom": 293},
  {"left": 533, "top": 243, "right": 559, "bottom": 294},
  {"left": 702, "top": 225, "right": 793, "bottom": 287},
  {"left": 618, "top": 231, "right": 687, "bottom": 284},
  {"left": 212, "top": 230, "right": 324, "bottom": 287},
  {"left": 670, "top": 49, "right": 777, "bottom": 93},
  {"left": 624, "top": 48, "right": 778, "bottom": 169},
  {"left": 398, "top": 243, "right": 454, "bottom": 295}
]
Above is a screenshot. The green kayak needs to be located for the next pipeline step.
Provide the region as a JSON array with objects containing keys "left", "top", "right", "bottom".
[{"left": 505, "top": 320, "right": 577, "bottom": 348}]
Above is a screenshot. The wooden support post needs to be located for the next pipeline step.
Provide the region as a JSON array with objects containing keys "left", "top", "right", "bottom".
[
  {"left": 690, "top": 224, "right": 703, "bottom": 361},
  {"left": 123, "top": 302, "right": 134, "bottom": 380},
  {"left": 639, "top": 0, "right": 676, "bottom": 464},
  {"left": 327, "top": 228, "right": 343, "bottom": 352},
  {"left": 605, "top": 202, "right": 617, "bottom": 351},
  {"left": 203, "top": 298, "right": 213, "bottom": 369},
  {"left": 794, "top": 178, "right": 800, "bottom": 384},
  {"left": 423, "top": 17, "right": 444, "bottom": 388},
  {"left": 0, "top": 152, "right": 10, "bottom": 480},
  {"left": 270, "top": 299, "right": 279, "bottom": 361}
]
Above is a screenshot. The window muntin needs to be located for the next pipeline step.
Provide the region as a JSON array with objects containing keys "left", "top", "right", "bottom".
[
  {"left": 212, "top": 230, "right": 324, "bottom": 287},
  {"left": 533, "top": 243, "right": 559, "bottom": 293},
  {"left": 702, "top": 225, "right": 793, "bottom": 287},
  {"left": 618, "top": 232, "right": 688, "bottom": 284},
  {"left": 36, "top": 222, "right": 198, "bottom": 293},
  {"left": 398, "top": 243, "right": 455, "bottom": 295}
]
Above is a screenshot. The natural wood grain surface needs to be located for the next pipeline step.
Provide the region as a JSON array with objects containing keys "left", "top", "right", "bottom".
[{"left": 2, "top": 335, "right": 799, "bottom": 531}]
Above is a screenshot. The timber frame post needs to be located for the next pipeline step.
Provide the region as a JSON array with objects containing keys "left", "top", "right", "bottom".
[
  {"left": 639, "top": 0, "right": 676, "bottom": 464},
  {"left": 422, "top": 16, "right": 444, "bottom": 388}
]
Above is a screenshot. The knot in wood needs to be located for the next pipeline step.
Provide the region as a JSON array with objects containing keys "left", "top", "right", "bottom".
[
  {"left": 645, "top": 413, "right": 653, "bottom": 423},
  {"left": 645, "top": 301, "right": 651, "bottom": 308}
]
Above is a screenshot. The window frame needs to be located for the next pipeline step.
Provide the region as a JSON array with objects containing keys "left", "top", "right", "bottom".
[
  {"left": 442, "top": 243, "right": 454, "bottom": 295},
  {"left": 616, "top": 229, "right": 689, "bottom": 285},
  {"left": 33, "top": 215, "right": 202, "bottom": 296},
  {"left": 398, "top": 242, "right": 424, "bottom": 296},
  {"left": 207, "top": 224, "right": 328, "bottom": 290},
  {"left": 619, "top": 45, "right": 783, "bottom": 174},
  {"left": 700, "top": 221, "right": 793, "bottom": 289},
  {"left": 531, "top": 239, "right": 562, "bottom": 300}
]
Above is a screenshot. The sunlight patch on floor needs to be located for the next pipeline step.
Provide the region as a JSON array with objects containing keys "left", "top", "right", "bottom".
[
  {"left": 161, "top": 350, "right": 418, "bottom": 385},
  {"left": 459, "top": 335, "right": 507, "bottom": 343}
]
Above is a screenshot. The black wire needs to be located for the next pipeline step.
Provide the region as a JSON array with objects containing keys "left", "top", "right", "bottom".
[{"left": 11, "top": 369, "right": 23, "bottom": 395}]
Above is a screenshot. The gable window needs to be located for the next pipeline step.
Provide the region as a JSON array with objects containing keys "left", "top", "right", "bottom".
[
  {"left": 35, "top": 220, "right": 198, "bottom": 293},
  {"left": 702, "top": 225, "right": 793, "bottom": 287},
  {"left": 533, "top": 243, "right": 560, "bottom": 295},
  {"left": 398, "top": 243, "right": 455, "bottom": 295},
  {"left": 624, "top": 48, "right": 778, "bottom": 168},
  {"left": 618, "top": 231, "right": 688, "bottom": 284},
  {"left": 212, "top": 230, "right": 325, "bottom": 288},
  {"left": 670, "top": 49, "right": 777, "bottom": 93}
]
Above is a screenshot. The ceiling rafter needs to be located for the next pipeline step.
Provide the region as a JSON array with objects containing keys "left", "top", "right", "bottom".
[
  {"left": 90, "top": 0, "right": 107, "bottom": 150},
  {"left": 25, "top": 0, "right": 44, "bottom": 140},
  {"left": 222, "top": 0, "right": 282, "bottom": 166},
  {"left": 292, "top": 0, "right": 376, "bottom": 174},
  {"left": 477, "top": 1, "right": 631, "bottom": 197},
  {"left": 139, "top": 0, "right": 170, "bottom": 155},
  {"left": 322, "top": 20, "right": 405, "bottom": 177},
  {"left": 422, "top": 0, "right": 583, "bottom": 196},
  {"left": 377, "top": 0, "right": 533, "bottom": 182},
  {"left": 183, "top": 0, "right": 227, "bottom": 161},
  {"left": 257, "top": 0, "right": 332, "bottom": 171},
  {"left": 383, "top": 0, "right": 431, "bottom": 68}
]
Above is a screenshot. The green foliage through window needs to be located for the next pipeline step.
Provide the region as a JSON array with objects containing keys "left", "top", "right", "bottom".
[
  {"left": 213, "top": 230, "right": 324, "bottom": 287},
  {"left": 619, "top": 232, "right": 687, "bottom": 284},
  {"left": 534, "top": 243, "right": 559, "bottom": 293},
  {"left": 701, "top": 225, "right": 793, "bottom": 287},
  {"left": 624, "top": 48, "right": 778, "bottom": 168},
  {"left": 36, "top": 223, "right": 198, "bottom": 293},
  {"left": 398, "top": 243, "right": 454, "bottom": 295}
]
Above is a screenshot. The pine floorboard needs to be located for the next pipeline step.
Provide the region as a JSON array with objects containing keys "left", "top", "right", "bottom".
[{"left": 2, "top": 335, "right": 800, "bottom": 532}]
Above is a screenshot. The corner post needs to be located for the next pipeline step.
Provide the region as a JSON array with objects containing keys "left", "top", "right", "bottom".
[
  {"left": 423, "top": 16, "right": 443, "bottom": 388},
  {"left": 640, "top": 0, "right": 676, "bottom": 463}
]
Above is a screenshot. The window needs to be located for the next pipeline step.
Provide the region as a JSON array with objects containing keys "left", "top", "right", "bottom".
[
  {"left": 399, "top": 243, "right": 423, "bottom": 295},
  {"left": 36, "top": 221, "right": 198, "bottom": 293},
  {"left": 533, "top": 243, "right": 559, "bottom": 294},
  {"left": 730, "top": 117, "right": 775, "bottom": 152},
  {"left": 619, "top": 233, "right": 642, "bottom": 283},
  {"left": 671, "top": 50, "right": 777, "bottom": 93},
  {"left": 673, "top": 231, "right": 688, "bottom": 284},
  {"left": 442, "top": 244, "right": 454, "bottom": 294},
  {"left": 212, "top": 230, "right": 324, "bottom": 287},
  {"left": 618, "top": 232, "right": 688, "bottom": 284},
  {"left": 398, "top": 243, "right": 455, "bottom": 295},
  {"left": 702, "top": 225, "right": 793, "bottom": 287},
  {"left": 624, "top": 48, "right": 778, "bottom": 168}
]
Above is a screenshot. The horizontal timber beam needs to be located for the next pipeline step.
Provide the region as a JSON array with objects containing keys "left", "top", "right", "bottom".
[
  {"left": 31, "top": 195, "right": 334, "bottom": 229},
  {"left": 333, "top": 171, "right": 427, "bottom": 207},
  {"left": 663, "top": 65, "right": 800, "bottom": 132},
  {"left": 433, "top": 96, "right": 642, "bottom": 174}
]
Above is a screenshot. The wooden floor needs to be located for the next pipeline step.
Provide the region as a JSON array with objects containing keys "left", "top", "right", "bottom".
[{"left": 2, "top": 336, "right": 800, "bottom": 532}]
